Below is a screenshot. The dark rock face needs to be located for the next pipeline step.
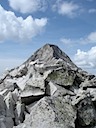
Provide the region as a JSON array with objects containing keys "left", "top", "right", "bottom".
[
  {"left": 0, "top": 44, "right": 96, "bottom": 128},
  {"left": 76, "top": 98, "right": 96, "bottom": 127}
]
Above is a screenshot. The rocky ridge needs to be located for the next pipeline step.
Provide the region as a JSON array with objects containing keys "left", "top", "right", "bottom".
[{"left": 0, "top": 44, "right": 96, "bottom": 128}]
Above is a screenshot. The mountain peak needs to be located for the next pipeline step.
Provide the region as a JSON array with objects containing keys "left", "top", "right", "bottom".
[{"left": 25, "top": 43, "right": 76, "bottom": 68}]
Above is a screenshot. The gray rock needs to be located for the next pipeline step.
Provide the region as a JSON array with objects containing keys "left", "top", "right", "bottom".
[
  {"left": 0, "top": 89, "right": 10, "bottom": 97},
  {"left": 4, "top": 92, "right": 15, "bottom": 118},
  {"left": 0, "top": 117, "right": 6, "bottom": 128},
  {"left": 0, "top": 44, "right": 96, "bottom": 128},
  {"left": 77, "top": 98, "right": 96, "bottom": 126},
  {"left": 5, "top": 117, "right": 14, "bottom": 128},
  {"left": 72, "top": 88, "right": 87, "bottom": 105},
  {"left": 46, "top": 81, "right": 57, "bottom": 96},
  {"left": 0, "top": 95, "right": 14, "bottom": 128},
  {"left": 80, "top": 79, "right": 96, "bottom": 89},
  {"left": 0, "top": 95, "right": 5, "bottom": 116},
  {"left": 46, "top": 68, "right": 76, "bottom": 87},
  {"left": 14, "top": 101, "right": 25, "bottom": 125},
  {"left": 25, "top": 44, "right": 77, "bottom": 68},
  {"left": 14, "top": 97, "right": 76, "bottom": 128}
]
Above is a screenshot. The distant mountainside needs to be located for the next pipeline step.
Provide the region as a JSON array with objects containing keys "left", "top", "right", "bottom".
[{"left": 0, "top": 44, "right": 96, "bottom": 128}]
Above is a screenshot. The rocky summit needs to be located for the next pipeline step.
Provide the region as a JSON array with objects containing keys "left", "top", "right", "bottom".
[{"left": 0, "top": 44, "right": 96, "bottom": 128}]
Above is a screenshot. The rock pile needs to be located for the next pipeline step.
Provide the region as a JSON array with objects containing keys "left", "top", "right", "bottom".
[{"left": 0, "top": 44, "right": 96, "bottom": 128}]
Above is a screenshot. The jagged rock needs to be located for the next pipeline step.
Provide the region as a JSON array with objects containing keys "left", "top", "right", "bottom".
[
  {"left": 4, "top": 92, "right": 15, "bottom": 118},
  {"left": 53, "top": 84, "right": 75, "bottom": 98},
  {"left": 0, "top": 78, "right": 18, "bottom": 92},
  {"left": 0, "top": 95, "right": 5, "bottom": 116},
  {"left": 72, "top": 88, "right": 87, "bottom": 105},
  {"left": 46, "top": 68, "right": 76, "bottom": 87},
  {"left": 0, "top": 95, "right": 14, "bottom": 128},
  {"left": 12, "top": 89, "right": 20, "bottom": 103},
  {"left": 80, "top": 79, "right": 96, "bottom": 89},
  {"left": 14, "top": 101, "right": 25, "bottom": 125},
  {"left": 16, "top": 67, "right": 52, "bottom": 104},
  {"left": 87, "top": 88, "right": 96, "bottom": 101},
  {"left": 76, "top": 98, "right": 96, "bottom": 127},
  {"left": 0, "top": 44, "right": 96, "bottom": 128},
  {"left": 14, "top": 97, "right": 76, "bottom": 128},
  {"left": 46, "top": 81, "right": 57, "bottom": 96},
  {"left": 0, "top": 89, "right": 9, "bottom": 97}
]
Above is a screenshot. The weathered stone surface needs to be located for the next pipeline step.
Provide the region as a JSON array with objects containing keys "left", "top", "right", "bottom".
[
  {"left": 0, "top": 95, "right": 14, "bottom": 128},
  {"left": 46, "top": 68, "right": 76, "bottom": 87},
  {"left": 0, "top": 95, "right": 5, "bottom": 116},
  {"left": 4, "top": 92, "right": 15, "bottom": 118},
  {"left": 14, "top": 101, "right": 25, "bottom": 125},
  {"left": 0, "top": 117, "right": 6, "bottom": 128},
  {"left": 46, "top": 81, "right": 57, "bottom": 96},
  {"left": 5, "top": 117, "right": 14, "bottom": 128},
  {"left": 77, "top": 98, "right": 96, "bottom": 127},
  {"left": 0, "top": 44, "right": 96, "bottom": 128},
  {"left": 80, "top": 79, "right": 96, "bottom": 89},
  {"left": 14, "top": 97, "right": 76, "bottom": 128},
  {"left": 25, "top": 44, "right": 77, "bottom": 68},
  {"left": 72, "top": 88, "right": 87, "bottom": 105},
  {"left": 0, "top": 89, "right": 9, "bottom": 97}
]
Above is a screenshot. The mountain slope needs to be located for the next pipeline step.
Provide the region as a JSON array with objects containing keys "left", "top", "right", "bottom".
[
  {"left": 25, "top": 44, "right": 76, "bottom": 67},
  {"left": 0, "top": 44, "right": 96, "bottom": 128}
]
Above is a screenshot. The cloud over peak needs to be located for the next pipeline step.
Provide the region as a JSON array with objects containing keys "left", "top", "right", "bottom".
[{"left": 0, "top": 5, "right": 47, "bottom": 42}]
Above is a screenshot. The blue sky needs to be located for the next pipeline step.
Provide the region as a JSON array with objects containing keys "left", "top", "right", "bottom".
[{"left": 0, "top": 0, "right": 96, "bottom": 75}]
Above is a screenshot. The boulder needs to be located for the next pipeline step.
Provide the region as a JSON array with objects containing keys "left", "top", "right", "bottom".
[
  {"left": 77, "top": 98, "right": 96, "bottom": 127},
  {"left": 46, "top": 68, "right": 76, "bottom": 87},
  {"left": 14, "top": 97, "right": 76, "bottom": 128}
]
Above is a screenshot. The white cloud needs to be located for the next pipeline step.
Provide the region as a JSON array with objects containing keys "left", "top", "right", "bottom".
[
  {"left": 89, "top": 9, "right": 96, "bottom": 13},
  {"left": 74, "top": 31, "right": 96, "bottom": 44},
  {"left": 74, "top": 46, "right": 96, "bottom": 69},
  {"left": 0, "top": 5, "right": 47, "bottom": 42},
  {"left": 60, "top": 38, "right": 73, "bottom": 44},
  {"left": 61, "top": 31, "right": 96, "bottom": 45},
  {"left": 85, "top": 32, "right": 96, "bottom": 43},
  {"left": 8, "top": 0, "right": 47, "bottom": 13},
  {"left": 53, "top": 1, "right": 80, "bottom": 18}
]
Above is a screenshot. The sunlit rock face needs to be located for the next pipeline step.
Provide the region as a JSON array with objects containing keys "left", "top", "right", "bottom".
[{"left": 0, "top": 44, "right": 96, "bottom": 128}]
